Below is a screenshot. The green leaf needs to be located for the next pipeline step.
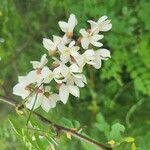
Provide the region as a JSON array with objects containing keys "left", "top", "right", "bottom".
[
  {"left": 60, "top": 118, "right": 74, "bottom": 128},
  {"left": 9, "top": 117, "right": 23, "bottom": 136},
  {"left": 95, "top": 113, "right": 110, "bottom": 138},
  {"left": 109, "top": 123, "right": 125, "bottom": 142}
]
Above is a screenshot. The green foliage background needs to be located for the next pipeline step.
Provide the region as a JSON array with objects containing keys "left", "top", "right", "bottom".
[{"left": 0, "top": 0, "right": 150, "bottom": 149}]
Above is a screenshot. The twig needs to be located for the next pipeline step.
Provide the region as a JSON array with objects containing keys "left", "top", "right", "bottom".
[{"left": 0, "top": 95, "right": 112, "bottom": 150}]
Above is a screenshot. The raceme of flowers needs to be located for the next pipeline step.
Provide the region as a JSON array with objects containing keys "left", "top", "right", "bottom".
[{"left": 13, "top": 14, "right": 112, "bottom": 112}]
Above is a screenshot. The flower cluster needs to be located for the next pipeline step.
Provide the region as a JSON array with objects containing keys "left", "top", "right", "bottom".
[{"left": 13, "top": 14, "right": 112, "bottom": 112}]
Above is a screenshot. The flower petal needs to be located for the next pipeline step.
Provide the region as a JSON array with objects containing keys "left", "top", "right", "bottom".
[
  {"left": 91, "top": 41, "right": 103, "bottom": 47},
  {"left": 80, "top": 28, "right": 88, "bottom": 37},
  {"left": 43, "top": 38, "right": 55, "bottom": 51},
  {"left": 59, "top": 84, "right": 69, "bottom": 104},
  {"left": 81, "top": 38, "right": 90, "bottom": 49},
  {"left": 68, "top": 14, "right": 78, "bottom": 32},
  {"left": 92, "top": 34, "right": 104, "bottom": 41},
  {"left": 98, "top": 49, "right": 111, "bottom": 59},
  {"left": 58, "top": 21, "right": 68, "bottom": 32},
  {"left": 70, "top": 63, "right": 80, "bottom": 73},
  {"left": 41, "top": 97, "right": 53, "bottom": 112},
  {"left": 25, "top": 94, "right": 42, "bottom": 110},
  {"left": 98, "top": 16, "right": 108, "bottom": 23},
  {"left": 68, "top": 85, "right": 80, "bottom": 97}
]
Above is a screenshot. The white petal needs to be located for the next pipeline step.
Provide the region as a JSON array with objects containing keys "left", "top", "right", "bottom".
[
  {"left": 41, "top": 97, "right": 52, "bottom": 112},
  {"left": 100, "top": 20, "right": 112, "bottom": 32},
  {"left": 81, "top": 75, "right": 87, "bottom": 84},
  {"left": 53, "top": 35, "right": 61, "bottom": 45},
  {"left": 79, "top": 28, "right": 88, "bottom": 37},
  {"left": 98, "top": 49, "right": 111, "bottom": 59},
  {"left": 88, "top": 20, "right": 97, "bottom": 29},
  {"left": 98, "top": 16, "right": 108, "bottom": 23},
  {"left": 93, "top": 60, "right": 102, "bottom": 69},
  {"left": 71, "top": 50, "right": 79, "bottom": 57},
  {"left": 68, "top": 85, "right": 80, "bottom": 97},
  {"left": 91, "top": 41, "right": 103, "bottom": 47},
  {"left": 60, "top": 64, "right": 70, "bottom": 76},
  {"left": 43, "top": 38, "right": 55, "bottom": 51},
  {"left": 81, "top": 38, "right": 90, "bottom": 49},
  {"left": 62, "top": 34, "right": 71, "bottom": 45},
  {"left": 68, "top": 14, "right": 77, "bottom": 32},
  {"left": 59, "top": 84, "right": 69, "bottom": 104},
  {"left": 70, "top": 64, "right": 80, "bottom": 73},
  {"left": 74, "top": 78, "right": 85, "bottom": 87},
  {"left": 30, "top": 61, "right": 41, "bottom": 69},
  {"left": 41, "top": 66, "right": 53, "bottom": 83},
  {"left": 58, "top": 21, "right": 68, "bottom": 32},
  {"left": 25, "top": 94, "right": 42, "bottom": 110},
  {"left": 57, "top": 44, "right": 67, "bottom": 52},
  {"left": 40, "top": 54, "right": 48, "bottom": 67},
  {"left": 60, "top": 55, "right": 70, "bottom": 63},
  {"left": 92, "top": 34, "right": 104, "bottom": 41},
  {"left": 84, "top": 49, "right": 95, "bottom": 58},
  {"left": 69, "top": 41, "right": 75, "bottom": 48},
  {"left": 13, "top": 83, "right": 30, "bottom": 99}
]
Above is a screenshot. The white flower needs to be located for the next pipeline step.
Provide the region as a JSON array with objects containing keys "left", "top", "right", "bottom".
[
  {"left": 41, "top": 92, "right": 60, "bottom": 112},
  {"left": 13, "top": 14, "right": 112, "bottom": 111},
  {"left": 30, "top": 54, "right": 48, "bottom": 69},
  {"left": 41, "top": 66, "right": 53, "bottom": 84},
  {"left": 80, "top": 28, "right": 103, "bottom": 49},
  {"left": 43, "top": 35, "right": 70, "bottom": 53},
  {"left": 53, "top": 63, "right": 81, "bottom": 83},
  {"left": 58, "top": 41, "right": 80, "bottom": 63},
  {"left": 13, "top": 72, "right": 40, "bottom": 99},
  {"left": 92, "top": 49, "right": 111, "bottom": 69},
  {"left": 25, "top": 92, "right": 43, "bottom": 110},
  {"left": 13, "top": 69, "right": 44, "bottom": 99},
  {"left": 67, "top": 74, "right": 87, "bottom": 88},
  {"left": 88, "top": 16, "right": 112, "bottom": 34},
  {"left": 59, "top": 83, "right": 79, "bottom": 104},
  {"left": 24, "top": 85, "right": 60, "bottom": 112},
  {"left": 58, "top": 14, "right": 77, "bottom": 37},
  {"left": 13, "top": 73, "right": 44, "bottom": 110},
  {"left": 13, "top": 76, "right": 31, "bottom": 99},
  {"left": 75, "top": 50, "right": 96, "bottom": 69}
]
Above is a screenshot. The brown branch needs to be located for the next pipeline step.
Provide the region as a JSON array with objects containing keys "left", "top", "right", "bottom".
[{"left": 0, "top": 95, "right": 112, "bottom": 150}]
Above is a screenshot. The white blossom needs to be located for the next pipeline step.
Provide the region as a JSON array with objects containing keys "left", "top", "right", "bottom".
[
  {"left": 66, "top": 74, "right": 87, "bottom": 88},
  {"left": 25, "top": 92, "right": 43, "bottom": 110},
  {"left": 59, "top": 83, "right": 79, "bottom": 104},
  {"left": 58, "top": 41, "right": 80, "bottom": 63},
  {"left": 53, "top": 63, "right": 81, "bottom": 83},
  {"left": 43, "top": 35, "right": 70, "bottom": 53},
  {"left": 92, "top": 49, "right": 111, "bottom": 69},
  {"left": 80, "top": 28, "right": 103, "bottom": 49},
  {"left": 41, "top": 66, "right": 53, "bottom": 84},
  {"left": 40, "top": 86, "right": 60, "bottom": 112},
  {"left": 75, "top": 49, "right": 96, "bottom": 69},
  {"left": 58, "top": 14, "right": 77, "bottom": 37},
  {"left": 30, "top": 54, "right": 48, "bottom": 69},
  {"left": 13, "top": 14, "right": 112, "bottom": 112},
  {"left": 88, "top": 16, "right": 112, "bottom": 34}
]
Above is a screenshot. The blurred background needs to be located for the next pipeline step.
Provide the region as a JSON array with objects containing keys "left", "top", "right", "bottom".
[{"left": 0, "top": 0, "right": 150, "bottom": 149}]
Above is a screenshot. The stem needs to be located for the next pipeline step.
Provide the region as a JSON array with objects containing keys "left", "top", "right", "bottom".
[
  {"left": 0, "top": 95, "right": 17, "bottom": 107},
  {"left": 0, "top": 95, "right": 112, "bottom": 150},
  {"left": 26, "top": 92, "right": 38, "bottom": 125}
]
